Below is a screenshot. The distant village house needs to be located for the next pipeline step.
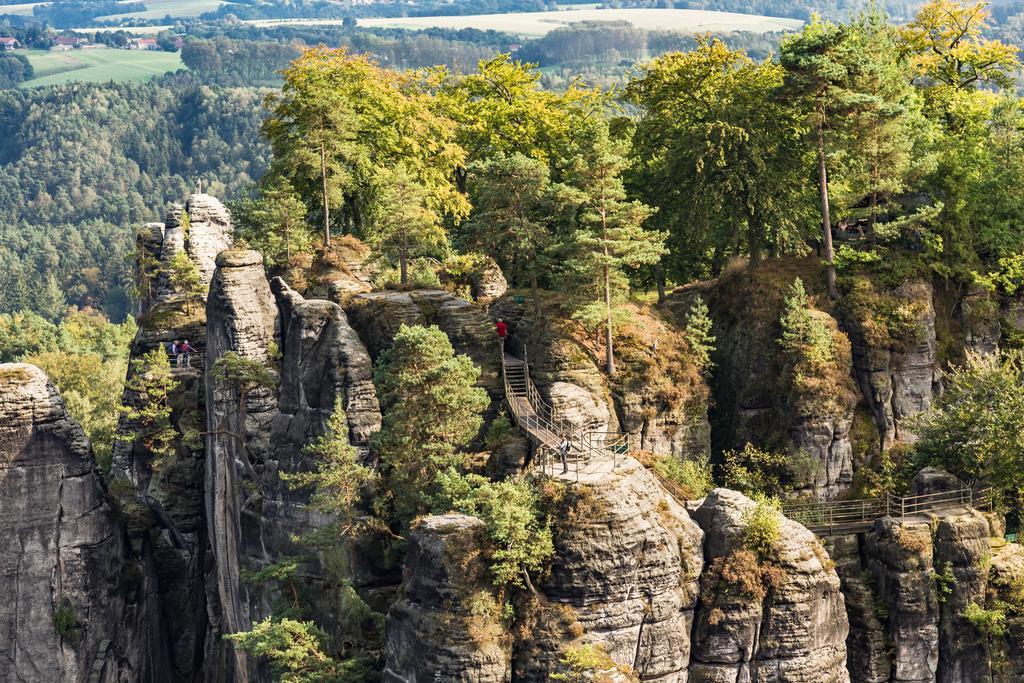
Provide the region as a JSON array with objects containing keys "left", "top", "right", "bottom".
[
  {"left": 128, "top": 37, "right": 158, "bottom": 50},
  {"left": 0, "top": 37, "right": 20, "bottom": 50}
]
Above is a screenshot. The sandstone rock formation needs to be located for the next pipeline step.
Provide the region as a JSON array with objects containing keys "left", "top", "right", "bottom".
[
  {"left": 690, "top": 488, "right": 850, "bottom": 682},
  {"left": 516, "top": 457, "right": 705, "bottom": 680},
  {"left": 846, "top": 281, "right": 937, "bottom": 450},
  {"left": 383, "top": 515, "right": 511, "bottom": 682},
  {"left": 0, "top": 364, "right": 149, "bottom": 682}
]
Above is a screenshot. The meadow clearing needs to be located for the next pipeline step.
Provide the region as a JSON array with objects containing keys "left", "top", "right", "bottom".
[{"left": 20, "top": 48, "right": 185, "bottom": 87}]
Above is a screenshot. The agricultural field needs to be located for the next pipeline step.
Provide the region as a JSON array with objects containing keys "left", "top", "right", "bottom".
[
  {"left": 96, "top": 0, "right": 227, "bottom": 21},
  {"left": 350, "top": 8, "right": 803, "bottom": 36},
  {"left": 0, "top": 1, "right": 42, "bottom": 16},
  {"left": 19, "top": 48, "right": 185, "bottom": 88}
]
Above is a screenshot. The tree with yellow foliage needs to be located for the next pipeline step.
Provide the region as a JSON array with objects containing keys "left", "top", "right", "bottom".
[{"left": 899, "top": 0, "right": 1020, "bottom": 91}]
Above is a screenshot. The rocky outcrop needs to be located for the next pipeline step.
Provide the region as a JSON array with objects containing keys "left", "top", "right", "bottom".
[
  {"left": 491, "top": 294, "right": 711, "bottom": 460},
  {"left": 345, "top": 289, "right": 502, "bottom": 407},
  {"left": 689, "top": 489, "right": 850, "bottom": 682},
  {"left": 205, "top": 250, "right": 386, "bottom": 680},
  {"left": 846, "top": 281, "right": 937, "bottom": 450},
  {"left": 548, "top": 380, "right": 611, "bottom": 434},
  {"left": 184, "top": 193, "right": 233, "bottom": 286},
  {"left": 383, "top": 515, "right": 511, "bottom": 682},
  {"left": 0, "top": 364, "right": 153, "bottom": 682},
  {"left": 672, "top": 262, "right": 858, "bottom": 500},
  {"left": 516, "top": 458, "right": 704, "bottom": 680}
]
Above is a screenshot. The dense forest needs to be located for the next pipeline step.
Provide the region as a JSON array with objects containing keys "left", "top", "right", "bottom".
[{"left": 0, "top": 76, "right": 268, "bottom": 321}]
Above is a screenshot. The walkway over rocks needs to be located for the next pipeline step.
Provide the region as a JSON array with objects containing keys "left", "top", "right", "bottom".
[
  {"left": 782, "top": 487, "right": 993, "bottom": 536},
  {"left": 502, "top": 351, "right": 627, "bottom": 482}
]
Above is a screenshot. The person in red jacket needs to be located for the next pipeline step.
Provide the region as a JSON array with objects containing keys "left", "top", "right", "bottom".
[{"left": 495, "top": 319, "right": 508, "bottom": 348}]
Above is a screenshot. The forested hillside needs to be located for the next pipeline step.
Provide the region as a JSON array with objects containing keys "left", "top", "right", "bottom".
[{"left": 0, "top": 76, "right": 268, "bottom": 320}]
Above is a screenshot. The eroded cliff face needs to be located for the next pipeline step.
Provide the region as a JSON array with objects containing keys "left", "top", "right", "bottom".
[
  {"left": 827, "top": 501, "right": 1024, "bottom": 683},
  {"left": 490, "top": 294, "right": 711, "bottom": 460},
  {"left": 0, "top": 364, "right": 154, "bottom": 682},
  {"left": 668, "top": 260, "right": 859, "bottom": 500},
  {"left": 380, "top": 459, "right": 851, "bottom": 683},
  {"left": 383, "top": 515, "right": 511, "bottom": 682},
  {"left": 517, "top": 458, "right": 705, "bottom": 681}
]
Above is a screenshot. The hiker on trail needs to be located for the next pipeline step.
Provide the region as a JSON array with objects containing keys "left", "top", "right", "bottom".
[
  {"left": 170, "top": 340, "right": 181, "bottom": 367},
  {"left": 180, "top": 339, "right": 193, "bottom": 368},
  {"left": 495, "top": 319, "right": 508, "bottom": 348},
  {"left": 558, "top": 438, "right": 570, "bottom": 474}
]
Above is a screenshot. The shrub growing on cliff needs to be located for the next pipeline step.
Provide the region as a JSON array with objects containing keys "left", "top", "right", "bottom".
[
  {"left": 684, "top": 295, "right": 716, "bottom": 374},
  {"left": 282, "top": 399, "right": 377, "bottom": 547},
  {"left": 117, "top": 348, "right": 177, "bottom": 466},
  {"left": 167, "top": 252, "right": 205, "bottom": 316},
  {"left": 739, "top": 495, "right": 782, "bottom": 558},
  {"left": 650, "top": 453, "right": 713, "bottom": 500},
  {"left": 372, "top": 323, "right": 489, "bottom": 527},
  {"left": 722, "top": 443, "right": 812, "bottom": 498},
  {"left": 911, "top": 349, "right": 1024, "bottom": 511},
  {"left": 227, "top": 617, "right": 370, "bottom": 682},
  {"left": 436, "top": 472, "right": 554, "bottom": 593}
]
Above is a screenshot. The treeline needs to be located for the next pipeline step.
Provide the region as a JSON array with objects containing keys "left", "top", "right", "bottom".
[
  {"left": 0, "top": 76, "right": 269, "bottom": 321},
  {"left": 199, "top": 0, "right": 553, "bottom": 22},
  {"left": 30, "top": 1, "right": 146, "bottom": 28},
  {"left": 180, "top": 31, "right": 508, "bottom": 85},
  {"left": 517, "top": 21, "right": 787, "bottom": 65},
  {"left": 601, "top": 0, "right": 924, "bottom": 21},
  {"left": 0, "top": 52, "right": 31, "bottom": 88}
]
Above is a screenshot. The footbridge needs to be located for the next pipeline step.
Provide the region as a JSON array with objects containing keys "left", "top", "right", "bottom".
[
  {"left": 782, "top": 487, "right": 993, "bottom": 536},
  {"left": 501, "top": 352, "right": 628, "bottom": 482}
]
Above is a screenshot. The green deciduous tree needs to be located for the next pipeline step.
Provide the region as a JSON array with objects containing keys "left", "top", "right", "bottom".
[
  {"left": 627, "top": 37, "right": 812, "bottom": 280},
  {"left": 899, "top": 0, "right": 1020, "bottom": 93},
  {"left": 226, "top": 617, "right": 358, "bottom": 683},
  {"left": 564, "top": 123, "right": 664, "bottom": 376},
  {"left": 912, "top": 349, "right": 1024, "bottom": 511},
  {"left": 372, "top": 324, "right": 489, "bottom": 527}
]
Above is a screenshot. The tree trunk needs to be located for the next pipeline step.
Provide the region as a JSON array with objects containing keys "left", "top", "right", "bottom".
[
  {"left": 400, "top": 255, "right": 408, "bottom": 286},
  {"left": 603, "top": 259, "right": 615, "bottom": 377},
  {"left": 816, "top": 110, "right": 838, "bottom": 300},
  {"left": 319, "top": 141, "right": 330, "bottom": 246},
  {"left": 655, "top": 262, "right": 666, "bottom": 305}
]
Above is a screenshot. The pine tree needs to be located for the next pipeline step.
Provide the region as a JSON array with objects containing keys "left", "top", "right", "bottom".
[
  {"left": 371, "top": 324, "right": 489, "bottom": 527},
  {"left": 462, "top": 153, "right": 559, "bottom": 315},
  {"left": 780, "top": 17, "right": 853, "bottom": 299},
  {"left": 564, "top": 123, "right": 665, "bottom": 376},
  {"left": 117, "top": 348, "right": 177, "bottom": 466},
  {"left": 231, "top": 177, "right": 313, "bottom": 269},
  {"left": 168, "top": 252, "right": 205, "bottom": 315},
  {"left": 364, "top": 163, "right": 447, "bottom": 286},
  {"left": 37, "top": 273, "right": 67, "bottom": 323}
]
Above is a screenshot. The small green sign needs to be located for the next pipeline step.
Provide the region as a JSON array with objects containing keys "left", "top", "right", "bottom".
[{"left": 514, "top": 295, "right": 525, "bottom": 305}]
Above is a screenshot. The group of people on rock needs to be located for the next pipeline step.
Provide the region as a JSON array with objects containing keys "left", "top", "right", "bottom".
[{"left": 168, "top": 339, "right": 195, "bottom": 368}]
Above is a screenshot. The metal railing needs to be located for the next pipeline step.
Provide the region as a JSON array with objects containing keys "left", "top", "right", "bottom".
[
  {"left": 783, "top": 487, "right": 993, "bottom": 536},
  {"left": 501, "top": 345, "right": 626, "bottom": 480},
  {"left": 167, "top": 351, "right": 204, "bottom": 371}
]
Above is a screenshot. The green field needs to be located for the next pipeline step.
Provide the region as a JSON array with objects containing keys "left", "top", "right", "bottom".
[
  {"left": 337, "top": 8, "right": 803, "bottom": 37},
  {"left": 20, "top": 48, "right": 186, "bottom": 88},
  {"left": 97, "top": 0, "right": 228, "bottom": 21}
]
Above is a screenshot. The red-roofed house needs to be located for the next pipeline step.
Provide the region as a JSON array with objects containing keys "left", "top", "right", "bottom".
[
  {"left": 54, "top": 36, "right": 84, "bottom": 47},
  {"left": 129, "top": 37, "right": 158, "bottom": 50},
  {"left": 0, "top": 37, "right": 20, "bottom": 50}
]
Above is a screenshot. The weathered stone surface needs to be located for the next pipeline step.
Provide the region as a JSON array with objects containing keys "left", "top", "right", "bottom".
[
  {"left": 439, "top": 255, "right": 508, "bottom": 303},
  {"left": 848, "top": 281, "right": 937, "bottom": 450},
  {"left": 516, "top": 458, "right": 704, "bottom": 681},
  {"left": 383, "top": 515, "right": 511, "bottom": 682},
  {"left": 206, "top": 254, "right": 385, "bottom": 681},
  {"left": 185, "top": 193, "right": 233, "bottom": 286},
  {"left": 959, "top": 286, "right": 1000, "bottom": 355},
  {"left": 689, "top": 489, "right": 850, "bottom": 683},
  {"left": 0, "top": 364, "right": 149, "bottom": 682},
  {"left": 864, "top": 518, "right": 939, "bottom": 683},
  {"left": 670, "top": 265, "right": 857, "bottom": 500},
  {"left": 549, "top": 380, "right": 611, "bottom": 434},
  {"left": 934, "top": 511, "right": 992, "bottom": 683},
  {"left": 346, "top": 289, "right": 502, "bottom": 406},
  {"left": 910, "top": 467, "right": 963, "bottom": 497},
  {"left": 989, "top": 542, "right": 1024, "bottom": 682}
]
